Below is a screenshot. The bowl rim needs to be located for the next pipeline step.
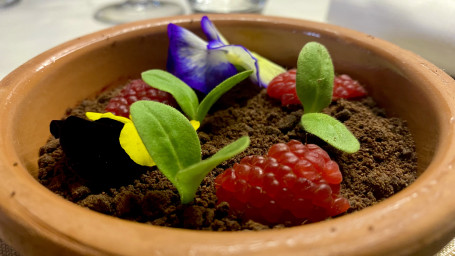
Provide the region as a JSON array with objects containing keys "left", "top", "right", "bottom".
[{"left": 1, "top": 14, "right": 455, "bottom": 256}]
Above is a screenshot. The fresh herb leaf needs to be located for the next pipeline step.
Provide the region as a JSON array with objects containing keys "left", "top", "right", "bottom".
[
  {"left": 296, "top": 41, "right": 334, "bottom": 114},
  {"left": 176, "top": 136, "right": 250, "bottom": 203},
  {"left": 141, "top": 69, "right": 199, "bottom": 120},
  {"left": 130, "top": 100, "right": 250, "bottom": 203},
  {"left": 196, "top": 70, "right": 253, "bottom": 121},
  {"left": 142, "top": 69, "right": 252, "bottom": 122},
  {"left": 296, "top": 42, "right": 359, "bottom": 153},
  {"left": 130, "top": 101, "right": 200, "bottom": 181},
  {"left": 300, "top": 113, "right": 360, "bottom": 153}
]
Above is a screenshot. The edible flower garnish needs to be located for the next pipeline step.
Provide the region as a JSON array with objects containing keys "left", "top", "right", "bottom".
[
  {"left": 83, "top": 68, "right": 248, "bottom": 168},
  {"left": 85, "top": 111, "right": 200, "bottom": 167},
  {"left": 167, "top": 16, "right": 285, "bottom": 94},
  {"left": 50, "top": 116, "right": 145, "bottom": 182},
  {"left": 130, "top": 100, "right": 250, "bottom": 204},
  {"left": 86, "top": 112, "right": 155, "bottom": 167},
  {"left": 297, "top": 42, "right": 360, "bottom": 153},
  {"left": 142, "top": 69, "right": 253, "bottom": 122}
]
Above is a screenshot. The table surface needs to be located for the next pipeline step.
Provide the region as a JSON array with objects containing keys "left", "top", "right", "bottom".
[{"left": 0, "top": 0, "right": 453, "bottom": 255}]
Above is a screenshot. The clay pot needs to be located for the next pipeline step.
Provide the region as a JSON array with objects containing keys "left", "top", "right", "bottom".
[{"left": 0, "top": 14, "right": 454, "bottom": 256}]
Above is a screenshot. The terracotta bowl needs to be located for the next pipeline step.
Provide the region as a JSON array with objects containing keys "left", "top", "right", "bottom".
[{"left": 1, "top": 14, "right": 455, "bottom": 256}]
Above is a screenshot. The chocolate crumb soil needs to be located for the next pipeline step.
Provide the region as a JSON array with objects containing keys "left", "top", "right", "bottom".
[{"left": 37, "top": 81, "right": 417, "bottom": 231}]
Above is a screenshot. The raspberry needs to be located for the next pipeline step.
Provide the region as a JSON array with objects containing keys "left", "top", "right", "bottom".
[
  {"left": 266, "top": 69, "right": 300, "bottom": 106},
  {"left": 267, "top": 70, "right": 367, "bottom": 106},
  {"left": 105, "top": 79, "right": 177, "bottom": 117},
  {"left": 332, "top": 74, "right": 367, "bottom": 101},
  {"left": 215, "top": 140, "right": 349, "bottom": 225}
]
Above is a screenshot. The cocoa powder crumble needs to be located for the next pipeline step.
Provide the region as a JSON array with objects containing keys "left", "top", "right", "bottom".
[{"left": 38, "top": 82, "right": 417, "bottom": 230}]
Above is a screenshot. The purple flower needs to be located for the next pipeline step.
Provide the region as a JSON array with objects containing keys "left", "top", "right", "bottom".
[
  {"left": 166, "top": 23, "right": 237, "bottom": 94},
  {"left": 167, "top": 16, "right": 285, "bottom": 94}
]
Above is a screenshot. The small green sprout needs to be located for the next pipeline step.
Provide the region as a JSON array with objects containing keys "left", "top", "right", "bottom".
[
  {"left": 130, "top": 100, "right": 250, "bottom": 204},
  {"left": 142, "top": 69, "right": 253, "bottom": 122},
  {"left": 297, "top": 42, "right": 360, "bottom": 153}
]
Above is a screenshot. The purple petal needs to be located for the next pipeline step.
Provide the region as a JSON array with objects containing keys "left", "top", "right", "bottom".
[
  {"left": 201, "top": 16, "right": 229, "bottom": 46},
  {"left": 201, "top": 16, "right": 285, "bottom": 87},
  {"left": 166, "top": 23, "right": 237, "bottom": 94},
  {"left": 207, "top": 40, "right": 224, "bottom": 50}
]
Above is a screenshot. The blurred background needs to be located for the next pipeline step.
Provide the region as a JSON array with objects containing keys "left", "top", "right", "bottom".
[
  {"left": 1, "top": 0, "right": 453, "bottom": 80},
  {"left": 0, "top": 0, "right": 454, "bottom": 255},
  {"left": 0, "top": 0, "right": 329, "bottom": 79}
]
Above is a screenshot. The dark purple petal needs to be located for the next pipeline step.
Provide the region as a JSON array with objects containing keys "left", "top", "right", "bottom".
[{"left": 166, "top": 23, "right": 237, "bottom": 94}]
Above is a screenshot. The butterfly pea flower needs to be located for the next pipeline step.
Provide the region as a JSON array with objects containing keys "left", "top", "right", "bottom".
[{"left": 167, "top": 16, "right": 285, "bottom": 94}]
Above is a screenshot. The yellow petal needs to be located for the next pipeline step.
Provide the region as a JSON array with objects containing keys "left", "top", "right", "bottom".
[
  {"left": 190, "top": 120, "right": 200, "bottom": 130},
  {"left": 119, "top": 122, "right": 156, "bottom": 167},
  {"left": 86, "top": 112, "right": 155, "bottom": 167},
  {"left": 86, "top": 112, "right": 131, "bottom": 124},
  {"left": 85, "top": 112, "right": 199, "bottom": 168}
]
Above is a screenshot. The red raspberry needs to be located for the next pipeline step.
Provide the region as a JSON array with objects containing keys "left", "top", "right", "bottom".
[
  {"left": 105, "top": 79, "right": 177, "bottom": 118},
  {"left": 215, "top": 140, "right": 349, "bottom": 225},
  {"left": 332, "top": 74, "right": 367, "bottom": 101},
  {"left": 267, "top": 70, "right": 367, "bottom": 106},
  {"left": 266, "top": 69, "right": 300, "bottom": 106}
]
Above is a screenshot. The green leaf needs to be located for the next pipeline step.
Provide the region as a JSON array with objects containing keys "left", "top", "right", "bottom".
[
  {"left": 176, "top": 136, "right": 250, "bottom": 203},
  {"left": 196, "top": 70, "right": 253, "bottom": 121},
  {"left": 296, "top": 42, "right": 334, "bottom": 114},
  {"left": 141, "top": 69, "right": 199, "bottom": 120},
  {"left": 300, "top": 113, "right": 360, "bottom": 153},
  {"left": 130, "top": 101, "right": 201, "bottom": 184}
]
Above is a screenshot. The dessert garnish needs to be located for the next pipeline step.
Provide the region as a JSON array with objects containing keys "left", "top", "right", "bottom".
[
  {"left": 85, "top": 111, "right": 159, "bottom": 167},
  {"left": 52, "top": 60, "right": 251, "bottom": 181},
  {"left": 214, "top": 42, "right": 361, "bottom": 225},
  {"left": 84, "top": 69, "right": 252, "bottom": 168},
  {"left": 215, "top": 140, "right": 350, "bottom": 225},
  {"left": 332, "top": 74, "right": 367, "bottom": 100},
  {"left": 267, "top": 70, "right": 367, "bottom": 106},
  {"left": 167, "top": 16, "right": 285, "bottom": 94},
  {"left": 267, "top": 69, "right": 301, "bottom": 106},
  {"left": 50, "top": 116, "right": 145, "bottom": 181},
  {"left": 129, "top": 100, "right": 250, "bottom": 204},
  {"left": 296, "top": 42, "right": 360, "bottom": 153},
  {"left": 141, "top": 69, "right": 253, "bottom": 122}
]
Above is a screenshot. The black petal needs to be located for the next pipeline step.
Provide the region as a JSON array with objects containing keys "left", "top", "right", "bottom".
[{"left": 51, "top": 116, "right": 144, "bottom": 184}]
